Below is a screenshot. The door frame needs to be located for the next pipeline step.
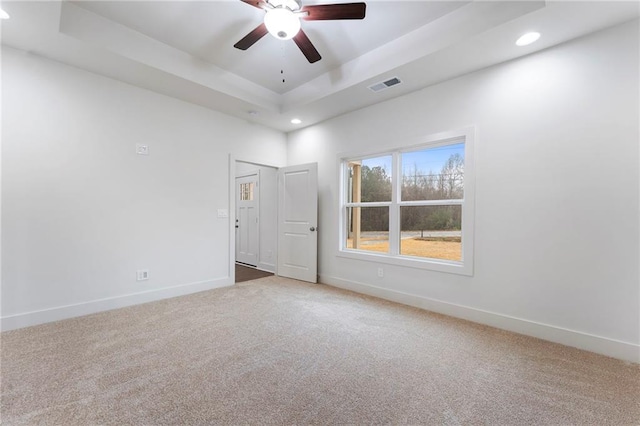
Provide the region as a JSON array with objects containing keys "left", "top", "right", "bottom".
[{"left": 228, "top": 155, "right": 282, "bottom": 284}]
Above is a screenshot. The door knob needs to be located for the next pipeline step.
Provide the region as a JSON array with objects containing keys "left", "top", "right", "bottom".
[{"left": 310, "top": 226, "right": 316, "bottom": 232}]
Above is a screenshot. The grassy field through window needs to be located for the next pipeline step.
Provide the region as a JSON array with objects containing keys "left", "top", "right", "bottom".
[{"left": 346, "top": 232, "right": 461, "bottom": 261}]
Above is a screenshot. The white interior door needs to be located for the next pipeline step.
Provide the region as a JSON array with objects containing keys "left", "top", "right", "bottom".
[
  {"left": 277, "top": 163, "right": 318, "bottom": 283},
  {"left": 236, "top": 173, "right": 259, "bottom": 266}
]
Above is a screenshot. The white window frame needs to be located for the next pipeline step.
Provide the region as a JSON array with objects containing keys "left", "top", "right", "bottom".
[{"left": 337, "top": 127, "right": 475, "bottom": 276}]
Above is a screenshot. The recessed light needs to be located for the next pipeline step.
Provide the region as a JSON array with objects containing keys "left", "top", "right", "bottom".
[
  {"left": 291, "top": 118, "right": 302, "bottom": 124},
  {"left": 516, "top": 32, "right": 541, "bottom": 46},
  {"left": 0, "top": 9, "right": 10, "bottom": 20}
]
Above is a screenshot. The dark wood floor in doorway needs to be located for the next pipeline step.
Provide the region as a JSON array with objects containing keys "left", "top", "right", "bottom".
[{"left": 235, "top": 263, "right": 274, "bottom": 283}]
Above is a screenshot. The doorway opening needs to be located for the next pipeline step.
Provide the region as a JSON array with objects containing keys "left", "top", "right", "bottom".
[
  {"left": 234, "top": 161, "right": 278, "bottom": 283},
  {"left": 230, "top": 157, "right": 318, "bottom": 284}
]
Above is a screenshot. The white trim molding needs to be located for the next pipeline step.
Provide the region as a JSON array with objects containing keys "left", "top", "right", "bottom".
[
  {"left": 1, "top": 277, "right": 233, "bottom": 332},
  {"left": 320, "top": 274, "right": 640, "bottom": 364}
]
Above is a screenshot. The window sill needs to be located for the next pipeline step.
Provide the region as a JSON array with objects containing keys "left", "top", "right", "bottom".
[{"left": 336, "top": 248, "right": 473, "bottom": 276}]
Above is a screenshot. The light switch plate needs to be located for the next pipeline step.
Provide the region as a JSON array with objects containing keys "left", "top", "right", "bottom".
[
  {"left": 136, "top": 144, "right": 149, "bottom": 155},
  {"left": 137, "top": 269, "right": 149, "bottom": 281},
  {"left": 217, "top": 209, "right": 229, "bottom": 218}
]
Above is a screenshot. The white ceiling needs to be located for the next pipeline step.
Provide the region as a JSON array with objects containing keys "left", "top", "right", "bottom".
[
  {"left": 2, "top": 1, "right": 639, "bottom": 132},
  {"left": 72, "top": 1, "right": 470, "bottom": 93}
]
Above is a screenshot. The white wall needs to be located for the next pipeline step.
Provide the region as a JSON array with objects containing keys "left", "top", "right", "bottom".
[
  {"left": 287, "top": 21, "right": 640, "bottom": 362},
  {"left": 235, "top": 161, "right": 278, "bottom": 272},
  {"left": 1, "top": 47, "right": 287, "bottom": 329}
]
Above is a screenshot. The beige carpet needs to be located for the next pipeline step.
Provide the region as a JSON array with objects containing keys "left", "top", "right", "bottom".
[{"left": 2, "top": 276, "right": 639, "bottom": 425}]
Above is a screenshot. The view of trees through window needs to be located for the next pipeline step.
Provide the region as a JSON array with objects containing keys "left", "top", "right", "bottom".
[{"left": 345, "top": 143, "right": 464, "bottom": 261}]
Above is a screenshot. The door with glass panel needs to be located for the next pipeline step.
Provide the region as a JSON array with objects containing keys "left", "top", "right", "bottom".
[{"left": 235, "top": 173, "right": 259, "bottom": 266}]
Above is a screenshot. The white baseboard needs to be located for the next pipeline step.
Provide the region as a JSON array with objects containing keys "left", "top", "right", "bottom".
[
  {"left": 320, "top": 274, "right": 640, "bottom": 364},
  {"left": 1, "top": 277, "right": 233, "bottom": 332}
]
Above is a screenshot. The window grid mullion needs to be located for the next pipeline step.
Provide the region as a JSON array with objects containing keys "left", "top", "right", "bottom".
[
  {"left": 345, "top": 202, "right": 392, "bottom": 208},
  {"left": 397, "top": 199, "right": 464, "bottom": 207},
  {"left": 389, "top": 152, "right": 400, "bottom": 256}
]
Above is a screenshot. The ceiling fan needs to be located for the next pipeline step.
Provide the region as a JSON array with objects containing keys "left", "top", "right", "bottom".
[{"left": 234, "top": 0, "right": 366, "bottom": 64}]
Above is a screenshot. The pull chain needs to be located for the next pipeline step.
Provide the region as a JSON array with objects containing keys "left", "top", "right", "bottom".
[{"left": 281, "top": 42, "right": 286, "bottom": 84}]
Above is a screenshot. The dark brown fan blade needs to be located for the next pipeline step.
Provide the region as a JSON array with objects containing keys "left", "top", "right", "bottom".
[
  {"left": 240, "top": 0, "right": 267, "bottom": 9},
  {"left": 293, "top": 28, "right": 321, "bottom": 63},
  {"left": 301, "top": 2, "right": 366, "bottom": 20},
  {"left": 234, "top": 23, "right": 269, "bottom": 50}
]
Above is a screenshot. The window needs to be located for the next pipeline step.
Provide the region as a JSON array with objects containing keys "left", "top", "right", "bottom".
[
  {"left": 240, "top": 182, "right": 254, "bottom": 201},
  {"left": 339, "top": 129, "right": 475, "bottom": 275}
]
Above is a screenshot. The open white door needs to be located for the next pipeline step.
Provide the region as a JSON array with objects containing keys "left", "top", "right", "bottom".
[
  {"left": 277, "top": 163, "right": 318, "bottom": 283},
  {"left": 235, "top": 173, "right": 259, "bottom": 266}
]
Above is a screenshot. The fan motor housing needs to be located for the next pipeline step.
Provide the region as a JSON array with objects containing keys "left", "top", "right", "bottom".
[{"left": 270, "top": 0, "right": 301, "bottom": 11}]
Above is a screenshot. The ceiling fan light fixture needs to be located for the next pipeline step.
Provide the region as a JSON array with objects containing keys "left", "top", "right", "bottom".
[
  {"left": 264, "top": 8, "right": 301, "bottom": 40},
  {"left": 234, "top": 0, "right": 366, "bottom": 63}
]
